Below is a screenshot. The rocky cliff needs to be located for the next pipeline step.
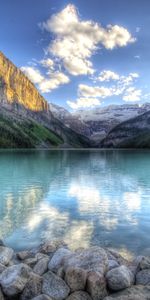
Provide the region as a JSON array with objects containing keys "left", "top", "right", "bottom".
[
  {"left": 0, "top": 52, "right": 91, "bottom": 148},
  {"left": 0, "top": 51, "right": 49, "bottom": 112}
]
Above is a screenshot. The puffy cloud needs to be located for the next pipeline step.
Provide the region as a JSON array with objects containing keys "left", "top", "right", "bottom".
[
  {"left": 67, "top": 97, "right": 101, "bottom": 109},
  {"left": 21, "top": 66, "right": 44, "bottom": 84},
  {"left": 42, "top": 4, "right": 135, "bottom": 76},
  {"left": 123, "top": 87, "right": 142, "bottom": 102},
  {"left": 98, "top": 70, "right": 119, "bottom": 82},
  {"left": 21, "top": 66, "right": 70, "bottom": 93},
  {"left": 67, "top": 71, "right": 141, "bottom": 109},
  {"left": 39, "top": 71, "right": 70, "bottom": 93},
  {"left": 79, "top": 84, "right": 114, "bottom": 98},
  {"left": 40, "top": 58, "right": 54, "bottom": 69}
]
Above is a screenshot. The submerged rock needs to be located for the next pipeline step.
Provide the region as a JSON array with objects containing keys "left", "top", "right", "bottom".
[
  {"left": 0, "top": 263, "right": 31, "bottom": 296},
  {"left": 106, "top": 265, "right": 134, "bottom": 291},
  {"left": 42, "top": 270, "right": 70, "bottom": 300}
]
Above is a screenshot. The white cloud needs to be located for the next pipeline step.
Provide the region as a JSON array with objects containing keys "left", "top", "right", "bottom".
[
  {"left": 79, "top": 84, "right": 114, "bottom": 98},
  {"left": 67, "top": 97, "right": 101, "bottom": 109},
  {"left": 40, "top": 58, "right": 54, "bottom": 69},
  {"left": 67, "top": 71, "right": 141, "bottom": 109},
  {"left": 98, "top": 70, "right": 119, "bottom": 82},
  {"left": 42, "top": 4, "right": 135, "bottom": 76},
  {"left": 123, "top": 87, "right": 142, "bottom": 102},
  {"left": 21, "top": 66, "right": 70, "bottom": 93},
  {"left": 39, "top": 71, "right": 70, "bottom": 93},
  {"left": 21, "top": 66, "right": 44, "bottom": 84}
]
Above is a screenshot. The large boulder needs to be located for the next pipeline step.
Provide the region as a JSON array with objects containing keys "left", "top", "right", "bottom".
[
  {"left": 48, "top": 248, "right": 71, "bottom": 273},
  {"left": 0, "top": 246, "right": 14, "bottom": 265},
  {"left": 106, "top": 265, "right": 134, "bottom": 291},
  {"left": 63, "top": 247, "right": 108, "bottom": 275},
  {"left": 33, "top": 257, "right": 49, "bottom": 276},
  {"left": 0, "top": 263, "right": 31, "bottom": 296},
  {"left": 21, "top": 273, "right": 43, "bottom": 300},
  {"left": 65, "top": 266, "right": 87, "bottom": 292},
  {"left": 66, "top": 291, "right": 92, "bottom": 300},
  {"left": 108, "top": 260, "right": 119, "bottom": 271},
  {"left": 103, "top": 285, "right": 150, "bottom": 299},
  {"left": 136, "top": 269, "right": 150, "bottom": 285},
  {"left": 86, "top": 271, "right": 107, "bottom": 300},
  {"left": 42, "top": 271, "right": 70, "bottom": 300}
]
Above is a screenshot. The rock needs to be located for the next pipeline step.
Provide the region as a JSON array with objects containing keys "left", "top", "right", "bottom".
[
  {"left": 32, "top": 295, "right": 52, "bottom": 300},
  {"left": 42, "top": 271, "right": 70, "bottom": 300},
  {"left": 24, "top": 257, "right": 38, "bottom": 268},
  {"left": 0, "top": 240, "right": 4, "bottom": 247},
  {"left": 33, "top": 257, "right": 49, "bottom": 276},
  {"left": 39, "top": 240, "right": 66, "bottom": 255},
  {"left": 136, "top": 269, "right": 150, "bottom": 285},
  {"left": 63, "top": 247, "right": 108, "bottom": 275},
  {"left": 48, "top": 248, "right": 71, "bottom": 273},
  {"left": 0, "top": 246, "right": 14, "bottom": 265},
  {"left": 108, "top": 260, "right": 119, "bottom": 271},
  {"left": 17, "top": 250, "right": 34, "bottom": 260},
  {"left": 103, "top": 285, "right": 150, "bottom": 299},
  {"left": 0, "top": 288, "right": 4, "bottom": 300},
  {"left": 86, "top": 271, "right": 107, "bottom": 300},
  {"left": 139, "top": 256, "right": 150, "bottom": 270},
  {"left": 0, "top": 263, "right": 6, "bottom": 274},
  {"left": 106, "top": 249, "right": 129, "bottom": 266},
  {"left": 35, "top": 253, "right": 49, "bottom": 260},
  {"left": 21, "top": 273, "right": 43, "bottom": 300},
  {"left": 65, "top": 266, "right": 87, "bottom": 292},
  {"left": 106, "top": 265, "right": 133, "bottom": 291},
  {"left": 66, "top": 291, "right": 92, "bottom": 300},
  {"left": 128, "top": 255, "right": 144, "bottom": 276},
  {"left": 0, "top": 263, "right": 31, "bottom": 296}
]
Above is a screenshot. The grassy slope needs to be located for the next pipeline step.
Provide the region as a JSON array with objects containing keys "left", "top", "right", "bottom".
[{"left": 0, "top": 114, "right": 64, "bottom": 148}]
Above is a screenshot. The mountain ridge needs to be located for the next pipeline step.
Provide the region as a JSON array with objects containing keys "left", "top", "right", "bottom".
[{"left": 0, "top": 51, "right": 91, "bottom": 148}]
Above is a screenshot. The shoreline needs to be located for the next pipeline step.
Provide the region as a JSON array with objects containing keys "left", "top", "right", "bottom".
[{"left": 0, "top": 240, "right": 150, "bottom": 299}]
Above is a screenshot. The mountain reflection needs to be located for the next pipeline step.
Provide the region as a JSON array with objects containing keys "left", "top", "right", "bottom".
[{"left": 0, "top": 150, "right": 150, "bottom": 255}]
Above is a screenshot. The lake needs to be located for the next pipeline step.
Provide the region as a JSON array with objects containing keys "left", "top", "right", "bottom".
[{"left": 0, "top": 149, "right": 150, "bottom": 257}]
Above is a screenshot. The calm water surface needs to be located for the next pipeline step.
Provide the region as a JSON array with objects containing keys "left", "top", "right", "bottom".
[{"left": 0, "top": 150, "right": 150, "bottom": 256}]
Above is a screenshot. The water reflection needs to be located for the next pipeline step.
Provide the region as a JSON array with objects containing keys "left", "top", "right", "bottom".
[{"left": 0, "top": 150, "right": 150, "bottom": 255}]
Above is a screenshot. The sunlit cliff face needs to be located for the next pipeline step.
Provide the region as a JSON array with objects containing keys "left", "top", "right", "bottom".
[{"left": 0, "top": 52, "right": 49, "bottom": 112}]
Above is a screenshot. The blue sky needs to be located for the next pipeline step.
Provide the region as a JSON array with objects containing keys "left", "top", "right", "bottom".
[{"left": 0, "top": 0, "right": 150, "bottom": 110}]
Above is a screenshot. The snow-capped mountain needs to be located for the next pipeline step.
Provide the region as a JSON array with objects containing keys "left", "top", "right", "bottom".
[{"left": 50, "top": 103, "right": 150, "bottom": 143}]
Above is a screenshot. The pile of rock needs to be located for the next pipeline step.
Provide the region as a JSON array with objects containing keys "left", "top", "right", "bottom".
[{"left": 0, "top": 239, "right": 150, "bottom": 299}]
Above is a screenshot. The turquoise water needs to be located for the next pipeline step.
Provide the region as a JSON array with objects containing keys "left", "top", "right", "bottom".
[{"left": 0, "top": 150, "right": 150, "bottom": 256}]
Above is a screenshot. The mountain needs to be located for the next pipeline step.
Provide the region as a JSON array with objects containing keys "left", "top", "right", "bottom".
[
  {"left": 100, "top": 110, "right": 150, "bottom": 148},
  {"left": 0, "top": 52, "right": 91, "bottom": 148},
  {"left": 51, "top": 103, "right": 150, "bottom": 143}
]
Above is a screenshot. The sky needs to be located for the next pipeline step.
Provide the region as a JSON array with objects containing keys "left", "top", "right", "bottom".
[{"left": 0, "top": 0, "right": 150, "bottom": 110}]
